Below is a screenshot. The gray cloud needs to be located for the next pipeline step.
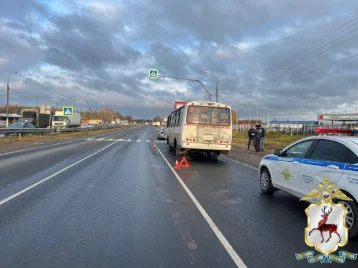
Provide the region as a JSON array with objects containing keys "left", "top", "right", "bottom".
[{"left": 1, "top": 0, "right": 358, "bottom": 119}]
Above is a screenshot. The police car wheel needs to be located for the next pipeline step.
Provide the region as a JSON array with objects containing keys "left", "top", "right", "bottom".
[
  {"left": 260, "top": 168, "right": 275, "bottom": 195},
  {"left": 337, "top": 200, "right": 358, "bottom": 238}
]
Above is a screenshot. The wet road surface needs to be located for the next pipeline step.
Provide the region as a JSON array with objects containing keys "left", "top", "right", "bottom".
[{"left": 0, "top": 126, "right": 357, "bottom": 267}]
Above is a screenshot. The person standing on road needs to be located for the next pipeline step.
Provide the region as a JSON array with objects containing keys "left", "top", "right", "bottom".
[
  {"left": 254, "top": 124, "right": 261, "bottom": 152},
  {"left": 259, "top": 124, "right": 265, "bottom": 151},
  {"left": 248, "top": 125, "right": 255, "bottom": 150}
]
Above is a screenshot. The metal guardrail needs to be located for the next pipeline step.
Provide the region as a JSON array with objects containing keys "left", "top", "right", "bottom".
[
  {"left": 0, "top": 124, "right": 134, "bottom": 137},
  {"left": 0, "top": 128, "right": 54, "bottom": 134}
]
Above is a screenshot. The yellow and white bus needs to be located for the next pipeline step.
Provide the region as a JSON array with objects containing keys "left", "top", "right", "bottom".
[{"left": 166, "top": 101, "right": 232, "bottom": 158}]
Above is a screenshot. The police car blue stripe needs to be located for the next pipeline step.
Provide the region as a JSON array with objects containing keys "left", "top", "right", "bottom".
[
  {"left": 344, "top": 164, "right": 358, "bottom": 172},
  {"left": 264, "top": 155, "right": 350, "bottom": 171},
  {"left": 264, "top": 155, "right": 278, "bottom": 160},
  {"left": 301, "top": 159, "right": 345, "bottom": 170}
]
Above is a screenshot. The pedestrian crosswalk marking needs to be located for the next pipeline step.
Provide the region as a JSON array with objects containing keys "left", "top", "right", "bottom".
[{"left": 84, "top": 138, "right": 166, "bottom": 143}]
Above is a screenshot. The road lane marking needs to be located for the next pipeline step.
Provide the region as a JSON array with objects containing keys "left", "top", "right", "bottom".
[
  {"left": 107, "top": 139, "right": 113, "bottom": 141},
  {"left": 118, "top": 139, "right": 124, "bottom": 141},
  {"left": 86, "top": 138, "right": 95, "bottom": 140},
  {"left": 156, "top": 147, "right": 247, "bottom": 268},
  {"left": 97, "top": 138, "right": 104, "bottom": 141},
  {"left": 146, "top": 140, "right": 150, "bottom": 142},
  {"left": 137, "top": 139, "right": 141, "bottom": 142},
  {"left": 0, "top": 139, "right": 81, "bottom": 157},
  {"left": 223, "top": 156, "right": 259, "bottom": 170},
  {"left": 0, "top": 140, "right": 121, "bottom": 207},
  {"left": 0, "top": 127, "right": 138, "bottom": 157},
  {"left": 127, "top": 139, "right": 131, "bottom": 142}
]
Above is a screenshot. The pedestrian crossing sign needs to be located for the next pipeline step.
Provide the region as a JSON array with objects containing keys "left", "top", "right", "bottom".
[
  {"left": 62, "top": 106, "right": 74, "bottom": 116},
  {"left": 148, "top": 69, "right": 158, "bottom": 79}
]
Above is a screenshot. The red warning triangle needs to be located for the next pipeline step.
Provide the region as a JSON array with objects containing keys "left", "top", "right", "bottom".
[{"left": 179, "top": 156, "right": 190, "bottom": 168}]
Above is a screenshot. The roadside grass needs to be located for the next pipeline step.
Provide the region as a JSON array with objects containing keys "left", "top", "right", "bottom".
[
  {"left": 0, "top": 126, "right": 134, "bottom": 145},
  {"left": 232, "top": 131, "right": 308, "bottom": 150}
]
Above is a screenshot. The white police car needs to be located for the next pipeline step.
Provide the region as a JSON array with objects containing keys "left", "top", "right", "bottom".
[{"left": 259, "top": 135, "right": 358, "bottom": 237}]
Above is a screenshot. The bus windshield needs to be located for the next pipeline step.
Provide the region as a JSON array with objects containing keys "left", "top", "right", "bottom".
[{"left": 186, "top": 105, "right": 231, "bottom": 126}]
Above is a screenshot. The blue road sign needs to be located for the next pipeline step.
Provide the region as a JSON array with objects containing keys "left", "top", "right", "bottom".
[
  {"left": 62, "top": 106, "right": 74, "bottom": 116},
  {"left": 148, "top": 69, "right": 159, "bottom": 79}
]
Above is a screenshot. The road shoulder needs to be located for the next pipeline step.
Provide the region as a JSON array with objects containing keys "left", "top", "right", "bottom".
[{"left": 226, "top": 144, "right": 269, "bottom": 168}]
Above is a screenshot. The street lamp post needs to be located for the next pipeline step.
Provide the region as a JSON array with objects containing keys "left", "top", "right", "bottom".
[
  {"left": 6, "top": 72, "right": 17, "bottom": 127},
  {"left": 158, "top": 74, "right": 212, "bottom": 101},
  {"left": 204, "top": 71, "right": 218, "bottom": 102}
]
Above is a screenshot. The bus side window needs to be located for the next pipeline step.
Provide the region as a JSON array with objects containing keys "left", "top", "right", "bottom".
[
  {"left": 179, "top": 108, "right": 184, "bottom": 125},
  {"left": 171, "top": 112, "right": 176, "bottom": 127},
  {"left": 167, "top": 115, "right": 171, "bottom": 128},
  {"left": 176, "top": 109, "right": 181, "bottom": 126}
]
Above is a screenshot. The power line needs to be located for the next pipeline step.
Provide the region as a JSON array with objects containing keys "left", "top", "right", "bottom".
[
  {"left": 237, "top": 28, "right": 358, "bottom": 89},
  {"left": 263, "top": 51, "right": 358, "bottom": 90},
  {"left": 235, "top": 17, "right": 358, "bottom": 87},
  {"left": 267, "top": 17, "right": 358, "bottom": 71}
]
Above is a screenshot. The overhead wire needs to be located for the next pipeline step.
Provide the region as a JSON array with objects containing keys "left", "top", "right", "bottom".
[
  {"left": 265, "top": 16, "right": 358, "bottom": 71},
  {"left": 262, "top": 51, "right": 358, "bottom": 90},
  {"left": 234, "top": 16, "right": 358, "bottom": 87},
  {"left": 237, "top": 27, "right": 358, "bottom": 89}
]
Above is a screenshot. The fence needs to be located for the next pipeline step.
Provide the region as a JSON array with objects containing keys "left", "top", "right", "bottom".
[{"left": 237, "top": 123, "right": 319, "bottom": 136}]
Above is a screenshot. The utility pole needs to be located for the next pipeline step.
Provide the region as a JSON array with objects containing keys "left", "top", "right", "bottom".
[
  {"left": 237, "top": 107, "right": 239, "bottom": 131},
  {"left": 356, "top": 79, "right": 358, "bottom": 113},
  {"left": 267, "top": 110, "right": 270, "bottom": 129},
  {"left": 6, "top": 72, "right": 17, "bottom": 127},
  {"left": 248, "top": 101, "right": 252, "bottom": 130},
  {"left": 256, "top": 104, "right": 258, "bottom": 124}
]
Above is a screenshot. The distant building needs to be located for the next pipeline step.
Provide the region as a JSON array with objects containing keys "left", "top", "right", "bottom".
[{"left": 0, "top": 113, "right": 22, "bottom": 126}]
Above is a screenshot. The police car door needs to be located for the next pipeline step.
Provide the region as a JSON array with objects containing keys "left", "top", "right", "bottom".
[
  {"left": 299, "top": 139, "right": 346, "bottom": 198},
  {"left": 273, "top": 139, "right": 316, "bottom": 195}
]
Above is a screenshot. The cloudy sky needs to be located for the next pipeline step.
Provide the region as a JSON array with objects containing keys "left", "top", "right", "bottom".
[{"left": 1, "top": 0, "right": 358, "bottom": 120}]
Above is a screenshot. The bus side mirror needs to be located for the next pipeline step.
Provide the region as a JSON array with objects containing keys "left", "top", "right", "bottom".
[{"left": 273, "top": 149, "right": 282, "bottom": 156}]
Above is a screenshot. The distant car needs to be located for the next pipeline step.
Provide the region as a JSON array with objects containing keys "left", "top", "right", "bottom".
[
  {"left": 5, "top": 122, "right": 35, "bottom": 137},
  {"left": 7, "top": 122, "right": 35, "bottom": 129},
  {"left": 157, "top": 130, "right": 167, "bottom": 140},
  {"left": 259, "top": 135, "right": 358, "bottom": 238}
]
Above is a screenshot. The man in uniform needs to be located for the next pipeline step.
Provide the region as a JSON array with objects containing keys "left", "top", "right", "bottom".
[
  {"left": 259, "top": 124, "right": 265, "bottom": 151},
  {"left": 254, "top": 124, "right": 262, "bottom": 152},
  {"left": 248, "top": 125, "right": 255, "bottom": 150}
]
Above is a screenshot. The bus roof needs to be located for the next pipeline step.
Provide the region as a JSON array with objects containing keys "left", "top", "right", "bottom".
[
  {"left": 168, "top": 101, "right": 231, "bottom": 114},
  {"left": 185, "top": 100, "right": 231, "bottom": 107}
]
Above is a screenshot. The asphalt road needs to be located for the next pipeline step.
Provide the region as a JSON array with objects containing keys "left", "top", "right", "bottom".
[{"left": 0, "top": 126, "right": 357, "bottom": 268}]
